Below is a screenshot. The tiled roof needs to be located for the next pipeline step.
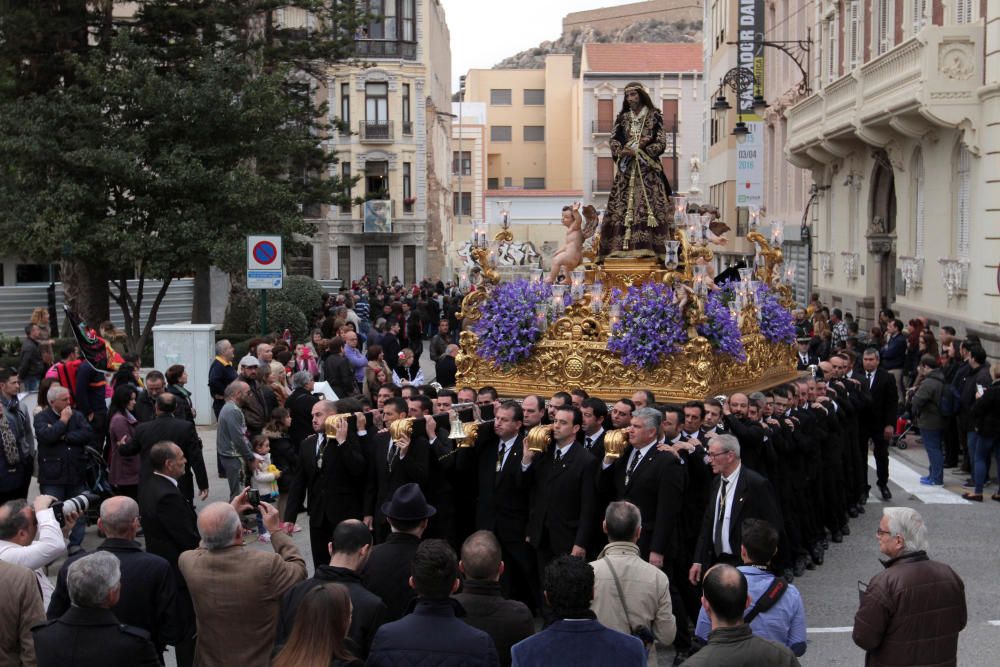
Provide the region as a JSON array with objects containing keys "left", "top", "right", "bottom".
[{"left": 583, "top": 43, "right": 703, "bottom": 73}]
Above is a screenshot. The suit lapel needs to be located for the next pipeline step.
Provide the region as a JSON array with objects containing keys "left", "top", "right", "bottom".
[
  {"left": 497, "top": 436, "right": 522, "bottom": 485},
  {"left": 624, "top": 447, "right": 654, "bottom": 490}
]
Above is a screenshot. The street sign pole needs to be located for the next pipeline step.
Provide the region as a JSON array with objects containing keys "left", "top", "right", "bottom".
[{"left": 260, "top": 289, "right": 268, "bottom": 335}]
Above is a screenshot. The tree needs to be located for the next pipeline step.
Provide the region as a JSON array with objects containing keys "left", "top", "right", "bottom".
[{"left": 0, "top": 1, "right": 366, "bottom": 351}]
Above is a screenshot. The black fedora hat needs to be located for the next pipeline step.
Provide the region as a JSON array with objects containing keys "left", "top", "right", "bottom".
[{"left": 381, "top": 483, "right": 436, "bottom": 521}]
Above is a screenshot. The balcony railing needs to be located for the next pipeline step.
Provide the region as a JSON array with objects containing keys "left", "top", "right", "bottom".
[
  {"left": 592, "top": 119, "right": 613, "bottom": 134},
  {"left": 359, "top": 120, "right": 393, "bottom": 143},
  {"left": 354, "top": 39, "right": 417, "bottom": 60},
  {"left": 592, "top": 178, "right": 614, "bottom": 193}
]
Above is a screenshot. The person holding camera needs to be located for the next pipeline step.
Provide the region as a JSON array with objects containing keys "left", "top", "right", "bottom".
[
  {"left": 0, "top": 495, "right": 81, "bottom": 609},
  {"left": 590, "top": 501, "right": 676, "bottom": 667},
  {"left": 32, "top": 384, "right": 94, "bottom": 553}
]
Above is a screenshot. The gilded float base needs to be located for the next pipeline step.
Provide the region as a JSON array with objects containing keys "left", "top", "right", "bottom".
[{"left": 456, "top": 332, "right": 799, "bottom": 403}]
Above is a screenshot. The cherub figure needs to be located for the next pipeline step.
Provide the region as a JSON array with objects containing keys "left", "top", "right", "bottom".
[{"left": 546, "top": 202, "right": 583, "bottom": 283}]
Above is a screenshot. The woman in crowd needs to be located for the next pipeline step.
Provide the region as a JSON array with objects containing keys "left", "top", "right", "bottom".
[
  {"left": 391, "top": 347, "right": 424, "bottom": 387},
  {"left": 964, "top": 363, "right": 1000, "bottom": 502},
  {"left": 263, "top": 406, "right": 299, "bottom": 526},
  {"left": 34, "top": 377, "right": 58, "bottom": 415},
  {"left": 363, "top": 344, "right": 391, "bottom": 404},
  {"left": 165, "top": 364, "right": 196, "bottom": 423},
  {"left": 272, "top": 583, "right": 360, "bottom": 667},
  {"left": 107, "top": 384, "right": 141, "bottom": 499}
]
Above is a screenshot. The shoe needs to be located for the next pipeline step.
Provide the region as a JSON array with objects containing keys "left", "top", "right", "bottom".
[
  {"left": 672, "top": 650, "right": 689, "bottom": 666},
  {"left": 793, "top": 559, "right": 806, "bottom": 577},
  {"left": 962, "top": 492, "right": 983, "bottom": 502},
  {"left": 831, "top": 531, "right": 843, "bottom": 543},
  {"left": 841, "top": 524, "right": 851, "bottom": 536},
  {"left": 848, "top": 506, "right": 858, "bottom": 518},
  {"left": 804, "top": 555, "right": 816, "bottom": 570},
  {"left": 878, "top": 484, "right": 892, "bottom": 500},
  {"left": 292, "top": 524, "right": 303, "bottom": 533},
  {"left": 919, "top": 476, "right": 935, "bottom": 486},
  {"left": 259, "top": 533, "right": 272, "bottom": 543},
  {"left": 991, "top": 494, "right": 1000, "bottom": 502}
]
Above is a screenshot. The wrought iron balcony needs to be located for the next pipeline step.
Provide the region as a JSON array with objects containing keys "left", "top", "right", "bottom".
[
  {"left": 359, "top": 120, "right": 393, "bottom": 143},
  {"left": 354, "top": 39, "right": 417, "bottom": 60}
]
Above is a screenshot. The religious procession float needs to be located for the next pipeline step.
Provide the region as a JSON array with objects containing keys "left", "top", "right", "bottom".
[{"left": 454, "top": 83, "right": 799, "bottom": 403}]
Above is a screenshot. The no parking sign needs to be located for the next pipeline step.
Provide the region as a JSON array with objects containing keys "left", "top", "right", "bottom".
[{"left": 247, "top": 235, "right": 283, "bottom": 289}]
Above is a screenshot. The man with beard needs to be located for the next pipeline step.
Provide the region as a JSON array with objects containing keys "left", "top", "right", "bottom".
[
  {"left": 598, "top": 82, "right": 673, "bottom": 260},
  {"left": 721, "top": 393, "right": 767, "bottom": 475}
]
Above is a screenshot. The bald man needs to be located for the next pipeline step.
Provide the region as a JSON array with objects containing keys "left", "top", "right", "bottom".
[
  {"left": 49, "top": 496, "right": 179, "bottom": 658},
  {"left": 180, "top": 499, "right": 306, "bottom": 667}
]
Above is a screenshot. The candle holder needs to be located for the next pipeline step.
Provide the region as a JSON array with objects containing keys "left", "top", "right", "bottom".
[
  {"left": 609, "top": 303, "right": 622, "bottom": 329},
  {"left": 534, "top": 303, "right": 549, "bottom": 333},
  {"left": 686, "top": 213, "right": 704, "bottom": 245},
  {"left": 552, "top": 284, "right": 568, "bottom": 316},
  {"left": 673, "top": 196, "right": 687, "bottom": 219},
  {"left": 782, "top": 260, "right": 796, "bottom": 285},
  {"left": 472, "top": 220, "right": 487, "bottom": 248},
  {"left": 529, "top": 267, "right": 543, "bottom": 283},
  {"left": 664, "top": 240, "right": 680, "bottom": 270},
  {"left": 590, "top": 281, "right": 604, "bottom": 313},
  {"left": 748, "top": 205, "right": 761, "bottom": 230},
  {"left": 693, "top": 264, "right": 709, "bottom": 296},
  {"left": 458, "top": 269, "right": 470, "bottom": 291},
  {"left": 738, "top": 267, "right": 754, "bottom": 283},
  {"left": 770, "top": 220, "right": 784, "bottom": 247},
  {"left": 571, "top": 269, "right": 586, "bottom": 302}
]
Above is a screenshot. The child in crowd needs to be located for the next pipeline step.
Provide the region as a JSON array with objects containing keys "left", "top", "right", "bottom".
[{"left": 250, "top": 434, "right": 281, "bottom": 543}]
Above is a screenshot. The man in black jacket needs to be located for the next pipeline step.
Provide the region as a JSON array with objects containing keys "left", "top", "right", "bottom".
[
  {"left": 285, "top": 371, "right": 319, "bottom": 449},
  {"left": 32, "top": 552, "right": 159, "bottom": 667},
  {"left": 282, "top": 400, "right": 367, "bottom": 570},
  {"left": 364, "top": 397, "right": 430, "bottom": 543},
  {"left": 860, "top": 348, "right": 899, "bottom": 500},
  {"left": 360, "top": 483, "right": 435, "bottom": 622},
  {"left": 48, "top": 496, "right": 178, "bottom": 659},
  {"left": 124, "top": 394, "right": 208, "bottom": 503},
  {"left": 523, "top": 405, "right": 598, "bottom": 574},
  {"left": 278, "top": 519, "right": 386, "bottom": 659},
  {"left": 32, "top": 385, "right": 93, "bottom": 552},
  {"left": 137, "top": 442, "right": 200, "bottom": 667},
  {"left": 132, "top": 372, "right": 166, "bottom": 424},
  {"left": 458, "top": 402, "right": 536, "bottom": 611},
  {"left": 453, "top": 531, "right": 534, "bottom": 667},
  {"left": 689, "top": 434, "right": 783, "bottom": 586},
  {"left": 721, "top": 393, "right": 768, "bottom": 476},
  {"left": 323, "top": 336, "right": 357, "bottom": 399}
]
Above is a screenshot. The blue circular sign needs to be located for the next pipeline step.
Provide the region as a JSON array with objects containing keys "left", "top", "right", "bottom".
[{"left": 253, "top": 241, "right": 278, "bottom": 265}]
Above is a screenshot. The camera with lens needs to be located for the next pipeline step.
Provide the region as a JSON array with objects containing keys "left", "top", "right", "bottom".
[{"left": 51, "top": 492, "right": 100, "bottom": 527}]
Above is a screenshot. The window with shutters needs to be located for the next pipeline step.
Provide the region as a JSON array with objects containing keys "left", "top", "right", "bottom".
[
  {"left": 524, "top": 89, "right": 545, "bottom": 105},
  {"left": 490, "top": 89, "right": 512, "bottom": 105},
  {"left": 912, "top": 149, "right": 925, "bottom": 256},
  {"left": 911, "top": 0, "right": 927, "bottom": 35},
  {"left": 340, "top": 163, "right": 352, "bottom": 213},
  {"left": 524, "top": 177, "right": 545, "bottom": 190},
  {"left": 453, "top": 192, "right": 472, "bottom": 216},
  {"left": 596, "top": 99, "right": 614, "bottom": 133},
  {"left": 826, "top": 17, "right": 839, "bottom": 82},
  {"left": 490, "top": 125, "right": 512, "bottom": 141},
  {"left": 523, "top": 126, "right": 545, "bottom": 142},
  {"left": 595, "top": 157, "right": 614, "bottom": 191},
  {"left": 955, "top": 145, "right": 970, "bottom": 259},
  {"left": 337, "top": 246, "right": 352, "bottom": 280},
  {"left": 954, "top": 0, "right": 973, "bottom": 23},
  {"left": 662, "top": 99, "right": 678, "bottom": 129},
  {"left": 847, "top": 0, "right": 861, "bottom": 70},
  {"left": 875, "top": 0, "right": 892, "bottom": 56}
]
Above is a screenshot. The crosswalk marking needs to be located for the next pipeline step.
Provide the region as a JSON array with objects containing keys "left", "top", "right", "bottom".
[{"left": 869, "top": 454, "right": 970, "bottom": 505}]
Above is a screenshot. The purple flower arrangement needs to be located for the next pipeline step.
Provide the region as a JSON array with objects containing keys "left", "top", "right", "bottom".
[
  {"left": 697, "top": 289, "right": 747, "bottom": 362},
  {"left": 472, "top": 279, "right": 552, "bottom": 366},
  {"left": 606, "top": 283, "right": 688, "bottom": 369},
  {"left": 756, "top": 283, "right": 796, "bottom": 344}
]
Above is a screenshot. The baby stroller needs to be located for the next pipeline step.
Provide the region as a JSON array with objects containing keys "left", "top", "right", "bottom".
[{"left": 892, "top": 416, "right": 911, "bottom": 450}]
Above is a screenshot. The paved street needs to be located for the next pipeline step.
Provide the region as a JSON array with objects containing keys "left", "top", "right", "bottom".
[{"left": 30, "top": 405, "right": 999, "bottom": 666}]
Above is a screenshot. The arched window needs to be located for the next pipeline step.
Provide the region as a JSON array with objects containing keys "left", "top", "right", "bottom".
[
  {"left": 911, "top": 149, "right": 925, "bottom": 256},
  {"left": 955, "top": 145, "right": 971, "bottom": 258}
]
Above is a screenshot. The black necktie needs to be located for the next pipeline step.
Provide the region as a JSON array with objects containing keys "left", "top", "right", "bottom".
[
  {"left": 387, "top": 441, "right": 397, "bottom": 468},
  {"left": 625, "top": 449, "right": 641, "bottom": 485},
  {"left": 585, "top": 436, "right": 593, "bottom": 450},
  {"left": 714, "top": 479, "right": 730, "bottom": 556},
  {"left": 555, "top": 448, "right": 563, "bottom": 462},
  {"left": 495, "top": 443, "right": 506, "bottom": 472},
  {"left": 867, "top": 372, "right": 874, "bottom": 388}
]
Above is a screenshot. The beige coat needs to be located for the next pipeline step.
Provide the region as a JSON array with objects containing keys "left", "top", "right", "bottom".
[
  {"left": 179, "top": 531, "right": 307, "bottom": 667},
  {"left": 0, "top": 561, "right": 44, "bottom": 667},
  {"left": 590, "top": 541, "right": 676, "bottom": 667}
]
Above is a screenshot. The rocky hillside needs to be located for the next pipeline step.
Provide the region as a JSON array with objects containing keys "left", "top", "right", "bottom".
[{"left": 493, "top": 19, "right": 702, "bottom": 73}]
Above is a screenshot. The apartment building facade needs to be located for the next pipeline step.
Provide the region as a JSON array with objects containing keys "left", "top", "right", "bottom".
[
  {"left": 783, "top": 0, "right": 998, "bottom": 346},
  {"left": 308, "top": 0, "right": 452, "bottom": 284}
]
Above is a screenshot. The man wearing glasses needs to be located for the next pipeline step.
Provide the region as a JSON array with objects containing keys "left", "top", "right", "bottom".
[{"left": 688, "top": 434, "right": 782, "bottom": 586}]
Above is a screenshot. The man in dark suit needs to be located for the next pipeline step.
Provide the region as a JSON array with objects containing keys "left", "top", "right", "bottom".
[
  {"left": 122, "top": 394, "right": 208, "bottom": 503},
  {"left": 137, "top": 442, "right": 199, "bottom": 667},
  {"left": 367, "top": 539, "right": 498, "bottom": 667},
  {"left": 33, "top": 551, "right": 160, "bottom": 667},
  {"left": 278, "top": 519, "right": 386, "bottom": 659},
  {"left": 285, "top": 371, "right": 319, "bottom": 449},
  {"left": 453, "top": 531, "right": 534, "bottom": 667},
  {"left": 688, "top": 434, "right": 782, "bottom": 587},
  {"left": 458, "top": 401, "right": 536, "bottom": 610},
  {"left": 282, "top": 399, "right": 368, "bottom": 570},
  {"left": 47, "top": 496, "right": 178, "bottom": 658},
  {"left": 721, "top": 393, "right": 769, "bottom": 476},
  {"left": 364, "top": 397, "right": 430, "bottom": 543},
  {"left": 523, "top": 405, "right": 598, "bottom": 573},
  {"left": 579, "top": 397, "right": 608, "bottom": 459},
  {"left": 795, "top": 337, "right": 820, "bottom": 370},
  {"left": 860, "top": 348, "right": 899, "bottom": 500},
  {"left": 510, "top": 555, "right": 646, "bottom": 667},
  {"left": 360, "top": 483, "right": 434, "bottom": 622}
]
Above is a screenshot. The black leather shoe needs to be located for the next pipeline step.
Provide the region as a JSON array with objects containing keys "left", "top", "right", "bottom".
[
  {"left": 856, "top": 503, "right": 865, "bottom": 514},
  {"left": 793, "top": 558, "right": 806, "bottom": 577},
  {"left": 878, "top": 484, "right": 892, "bottom": 500},
  {"left": 848, "top": 506, "right": 858, "bottom": 518},
  {"left": 841, "top": 524, "right": 851, "bottom": 536},
  {"left": 805, "top": 556, "right": 816, "bottom": 570},
  {"left": 831, "top": 530, "right": 843, "bottom": 543}
]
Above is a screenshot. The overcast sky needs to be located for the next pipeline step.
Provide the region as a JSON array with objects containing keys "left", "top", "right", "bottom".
[{"left": 439, "top": 0, "right": 637, "bottom": 93}]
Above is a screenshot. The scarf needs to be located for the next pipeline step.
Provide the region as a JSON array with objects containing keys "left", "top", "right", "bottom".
[{"left": 1, "top": 404, "right": 20, "bottom": 466}]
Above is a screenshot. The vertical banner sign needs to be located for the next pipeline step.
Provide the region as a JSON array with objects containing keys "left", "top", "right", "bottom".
[{"left": 736, "top": 0, "right": 765, "bottom": 208}]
